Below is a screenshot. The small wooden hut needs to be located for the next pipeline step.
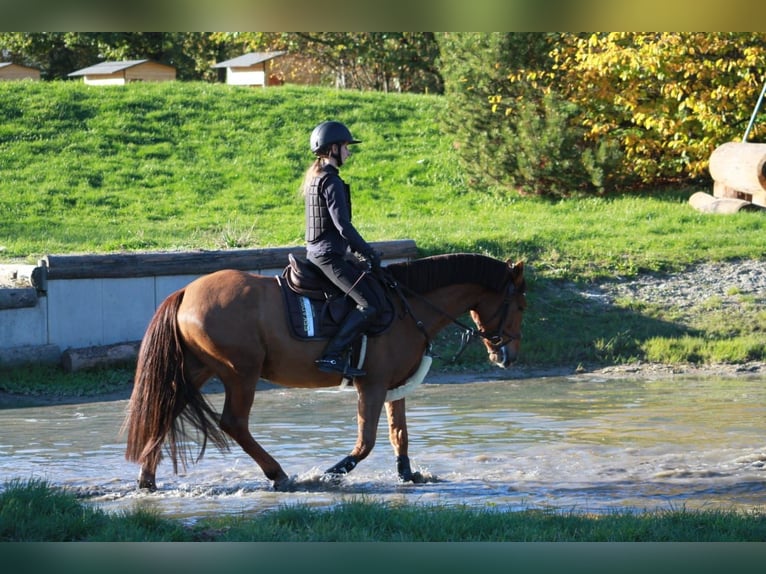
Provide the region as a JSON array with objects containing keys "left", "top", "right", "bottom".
[
  {"left": 68, "top": 60, "right": 176, "bottom": 85},
  {"left": 0, "top": 62, "right": 41, "bottom": 81},
  {"left": 213, "top": 51, "right": 287, "bottom": 87}
]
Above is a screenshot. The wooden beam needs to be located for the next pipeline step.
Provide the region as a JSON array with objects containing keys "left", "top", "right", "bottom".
[
  {"left": 61, "top": 341, "right": 140, "bottom": 372},
  {"left": 40, "top": 240, "right": 418, "bottom": 280},
  {"left": 0, "top": 288, "right": 37, "bottom": 309}
]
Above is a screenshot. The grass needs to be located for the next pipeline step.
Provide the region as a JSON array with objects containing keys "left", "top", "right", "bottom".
[
  {"left": 0, "top": 364, "right": 134, "bottom": 397},
  {"left": 2, "top": 479, "right": 764, "bottom": 542},
  {"left": 1, "top": 82, "right": 763, "bottom": 272},
  {"left": 1, "top": 81, "right": 765, "bottom": 375}
]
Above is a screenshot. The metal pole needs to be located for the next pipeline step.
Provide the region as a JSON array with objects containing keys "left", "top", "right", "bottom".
[{"left": 743, "top": 77, "right": 766, "bottom": 142}]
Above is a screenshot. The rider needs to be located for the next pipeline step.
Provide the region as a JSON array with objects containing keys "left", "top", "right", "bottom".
[{"left": 302, "top": 120, "right": 383, "bottom": 377}]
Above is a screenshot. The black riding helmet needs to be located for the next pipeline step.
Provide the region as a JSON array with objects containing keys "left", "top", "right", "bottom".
[{"left": 310, "top": 121, "right": 361, "bottom": 155}]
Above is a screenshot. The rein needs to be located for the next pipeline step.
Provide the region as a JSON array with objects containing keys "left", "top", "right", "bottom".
[{"left": 379, "top": 269, "right": 518, "bottom": 363}]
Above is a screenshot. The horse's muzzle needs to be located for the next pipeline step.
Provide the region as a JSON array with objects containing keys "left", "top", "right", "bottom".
[{"left": 489, "top": 344, "right": 517, "bottom": 368}]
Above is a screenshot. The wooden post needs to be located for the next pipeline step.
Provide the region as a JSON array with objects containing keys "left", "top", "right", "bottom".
[
  {"left": 688, "top": 191, "right": 765, "bottom": 214},
  {"left": 61, "top": 341, "right": 141, "bottom": 372}
]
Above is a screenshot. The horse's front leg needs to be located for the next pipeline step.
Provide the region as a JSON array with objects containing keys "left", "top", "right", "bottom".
[
  {"left": 325, "top": 381, "right": 386, "bottom": 477},
  {"left": 385, "top": 398, "right": 425, "bottom": 483}
]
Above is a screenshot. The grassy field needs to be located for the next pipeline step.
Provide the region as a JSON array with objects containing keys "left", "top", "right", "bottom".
[
  {"left": 1, "top": 81, "right": 765, "bottom": 372},
  {"left": 1, "top": 81, "right": 763, "bottom": 272}
]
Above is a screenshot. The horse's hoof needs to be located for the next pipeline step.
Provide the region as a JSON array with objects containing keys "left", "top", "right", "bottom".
[
  {"left": 137, "top": 471, "right": 157, "bottom": 491},
  {"left": 411, "top": 471, "right": 426, "bottom": 484},
  {"left": 137, "top": 480, "right": 156, "bottom": 491},
  {"left": 272, "top": 476, "right": 294, "bottom": 492},
  {"left": 398, "top": 470, "right": 427, "bottom": 484},
  {"left": 322, "top": 472, "right": 345, "bottom": 486}
]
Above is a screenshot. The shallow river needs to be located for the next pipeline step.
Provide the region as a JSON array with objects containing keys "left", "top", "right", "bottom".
[{"left": 1, "top": 374, "right": 764, "bottom": 522}]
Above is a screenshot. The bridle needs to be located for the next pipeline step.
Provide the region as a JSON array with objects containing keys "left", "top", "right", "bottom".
[
  {"left": 450, "top": 280, "right": 522, "bottom": 363},
  {"left": 380, "top": 270, "right": 524, "bottom": 363}
]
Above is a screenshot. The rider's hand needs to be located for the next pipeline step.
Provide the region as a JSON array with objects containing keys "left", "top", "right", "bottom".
[{"left": 366, "top": 250, "right": 382, "bottom": 272}]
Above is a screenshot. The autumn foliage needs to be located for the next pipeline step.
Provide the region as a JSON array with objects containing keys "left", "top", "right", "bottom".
[{"left": 440, "top": 32, "right": 766, "bottom": 195}]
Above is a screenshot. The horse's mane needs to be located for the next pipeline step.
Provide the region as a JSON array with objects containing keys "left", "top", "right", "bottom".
[{"left": 386, "top": 253, "right": 511, "bottom": 294}]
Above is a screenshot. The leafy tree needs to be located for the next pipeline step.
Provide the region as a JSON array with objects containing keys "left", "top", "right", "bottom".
[
  {"left": 0, "top": 32, "right": 232, "bottom": 81},
  {"left": 438, "top": 32, "right": 591, "bottom": 195},
  {"left": 441, "top": 32, "right": 766, "bottom": 195},
  {"left": 0, "top": 32, "right": 99, "bottom": 79},
  {"left": 2, "top": 32, "right": 441, "bottom": 91},
  {"left": 549, "top": 32, "right": 766, "bottom": 183},
  {"left": 224, "top": 32, "right": 442, "bottom": 93}
]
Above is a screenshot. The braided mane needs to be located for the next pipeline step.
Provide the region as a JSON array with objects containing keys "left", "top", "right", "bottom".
[{"left": 386, "top": 253, "right": 510, "bottom": 294}]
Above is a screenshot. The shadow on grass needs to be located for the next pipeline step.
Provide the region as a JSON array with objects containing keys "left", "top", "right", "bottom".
[{"left": 518, "top": 277, "right": 701, "bottom": 367}]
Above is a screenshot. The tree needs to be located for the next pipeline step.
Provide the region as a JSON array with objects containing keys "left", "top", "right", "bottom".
[
  {"left": 1, "top": 32, "right": 443, "bottom": 90},
  {"left": 438, "top": 32, "right": 586, "bottom": 195},
  {"left": 0, "top": 32, "right": 100, "bottom": 79},
  {"left": 549, "top": 33, "right": 766, "bottom": 182},
  {"left": 226, "top": 32, "right": 442, "bottom": 93},
  {"left": 441, "top": 32, "right": 766, "bottom": 195}
]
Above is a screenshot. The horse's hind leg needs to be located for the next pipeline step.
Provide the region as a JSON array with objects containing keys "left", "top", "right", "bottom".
[
  {"left": 219, "top": 376, "right": 291, "bottom": 490},
  {"left": 385, "top": 398, "right": 424, "bottom": 483}
]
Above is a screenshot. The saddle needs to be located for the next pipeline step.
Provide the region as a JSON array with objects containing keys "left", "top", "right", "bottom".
[{"left": 278, "top": 253, "right": 394, "bottom": 341}]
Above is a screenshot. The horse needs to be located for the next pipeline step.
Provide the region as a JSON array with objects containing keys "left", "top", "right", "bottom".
[{"left": 123, "top": 253, "right": 526, "bottom": 491}]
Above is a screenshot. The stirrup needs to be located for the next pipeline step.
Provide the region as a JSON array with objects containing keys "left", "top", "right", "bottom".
[{"left": 315, "top": 356, "right": 366, "bottom": 377}]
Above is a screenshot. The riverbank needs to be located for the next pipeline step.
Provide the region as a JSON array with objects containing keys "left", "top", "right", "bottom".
[{"left": 2, "top": 359, "right": 765, "bottom": 410}]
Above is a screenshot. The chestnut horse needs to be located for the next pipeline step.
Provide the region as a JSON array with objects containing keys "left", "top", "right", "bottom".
[{"left": 123, "top": 253, "right": 526, "bottom": 490}]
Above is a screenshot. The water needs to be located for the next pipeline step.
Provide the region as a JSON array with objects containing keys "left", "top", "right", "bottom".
[{"left": 1, "top": 375, "right": 765, "bottom": 521}]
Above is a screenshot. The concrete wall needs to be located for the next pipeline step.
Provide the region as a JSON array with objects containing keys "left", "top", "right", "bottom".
[{"left": 0, "top": 241, "right": 417, "bottom": 368}]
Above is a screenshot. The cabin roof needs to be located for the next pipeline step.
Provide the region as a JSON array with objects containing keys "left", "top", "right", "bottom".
[
  {"left": 212, "top": 51, "right": 286, "bottom": 68},
  {"left": 68, "top": 60, "right": 172, "bottom": 77}
]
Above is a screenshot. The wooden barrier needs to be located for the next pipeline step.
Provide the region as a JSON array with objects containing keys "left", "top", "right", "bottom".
[
  {"left": 0, "top": 288, "right": 37, "bottom": 310},
  {"left": 34, "top": 239, "right": 418, "bottom": 288},
  {"left": 1, "top": 240, "right": 419, "bottom": 371},
  {"left": 708, "top": 142, "right": 766, "bottom": 207}
]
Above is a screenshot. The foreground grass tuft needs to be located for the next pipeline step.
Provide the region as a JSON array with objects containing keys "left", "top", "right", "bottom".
[
  {"left": 1, "top": 480, "right": 764, "bottom": 542},
  {"left": 0, "top": 478, "right": 185, "bottom": 541}
]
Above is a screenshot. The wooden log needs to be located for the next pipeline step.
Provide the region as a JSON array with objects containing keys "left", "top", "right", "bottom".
[
  {"left": 61, "top": 341, "right": 141, "bottom": 372},
  {"left": 0, "top": 288, "right": 38, "bottom": 309},
  {"left": 0, "top": 344, "right": 60, "bottom": 368},
  {"left": 689, "top": 191, "right": 765, "bottom": 214},
  {"left": 708, "top": 142, "right": 766, "bottom": 195},
  {"left": 41, "top": 239, "right": 418, "bottom": 280}
]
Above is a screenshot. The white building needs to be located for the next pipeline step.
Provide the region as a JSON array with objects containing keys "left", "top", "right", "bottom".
[{"left": 213, "top": 51, "right": 287, "bottom": 87}]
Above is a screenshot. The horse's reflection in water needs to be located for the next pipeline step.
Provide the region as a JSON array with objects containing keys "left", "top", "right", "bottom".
[{"left": 123, "top": 253, "right": 526, "bottom": 492}]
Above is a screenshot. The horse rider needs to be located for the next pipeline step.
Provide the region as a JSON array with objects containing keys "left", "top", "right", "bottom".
[{"left": 301, "top": 120, "right": 383, "bottom": 377}]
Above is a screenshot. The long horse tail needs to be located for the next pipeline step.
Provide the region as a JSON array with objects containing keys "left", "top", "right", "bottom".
[{"left": 123, "top": 289, "right": 229, "bottom": 474}]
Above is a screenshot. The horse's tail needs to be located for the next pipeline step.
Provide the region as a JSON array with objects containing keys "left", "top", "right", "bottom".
[{"left": 123, "top": 289, "right": 229, "bottom": 474}]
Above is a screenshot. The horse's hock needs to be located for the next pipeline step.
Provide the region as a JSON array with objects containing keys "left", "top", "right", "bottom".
[{"left": 0, "top": 240, "right": 418, "bottom": 371}]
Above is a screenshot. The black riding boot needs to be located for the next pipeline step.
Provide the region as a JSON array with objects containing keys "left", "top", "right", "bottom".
[{"left": 315, "top": 307, "right": 374, "bottom": 376}]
